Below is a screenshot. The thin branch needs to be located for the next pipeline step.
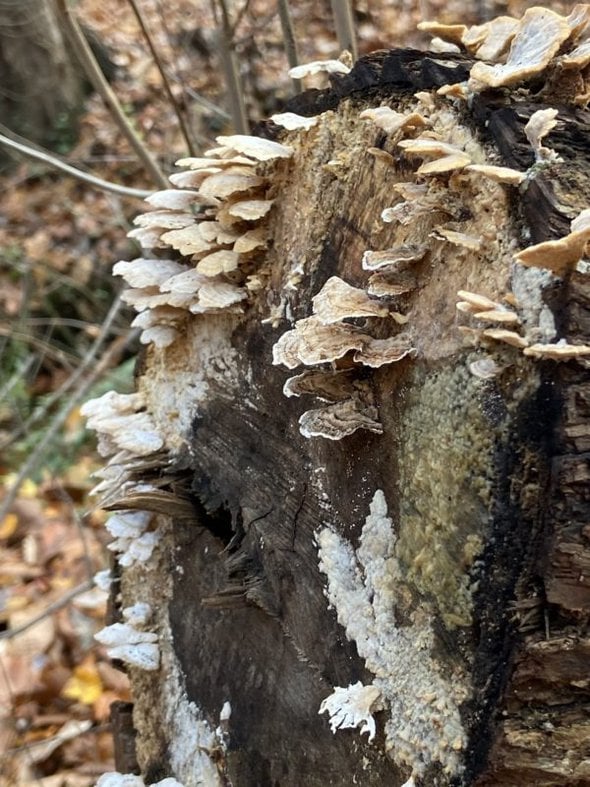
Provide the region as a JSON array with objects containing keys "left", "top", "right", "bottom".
[
  {"left": 214, "top": 0, "right": 249, "bottom": 133},
  {"left": 230, "top": 0, "right": 252, "bottom": 37},
  {"left": 0, "top": 296, "right": 138, "bottom": 525},
  {"left": 277, "top": 0, "right": 301, "bottom": 93},
  {"left": 126, "top": 0, "right": 197, "bottom": 156},
  {"left": 330, "top": 0, "right": 358, "bottom": 60},
  {"left": 176, "top": 79, "right": 231, "bottom": 122},
  {"left": 0, "top": 132, "right": 152, "bottom": 198},
  {"left": 55, "top": 0, "right": 168, "bottom": 189},
  {"left": 0, "top": 581, "right": 94, "bottom": 641}
]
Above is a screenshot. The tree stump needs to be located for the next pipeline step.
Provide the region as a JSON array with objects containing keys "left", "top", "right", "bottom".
[{"left": 94, "top": 19, "right": 590, "bottom": 787}]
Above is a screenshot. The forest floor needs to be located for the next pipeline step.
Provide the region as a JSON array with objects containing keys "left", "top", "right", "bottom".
[{"left": 0, "top": 0, "right": 571, "bottom": 784}]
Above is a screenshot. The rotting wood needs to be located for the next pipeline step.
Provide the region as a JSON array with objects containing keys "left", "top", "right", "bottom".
[{"left": 98, "top": 34, "right": 590, "bottom": 787}]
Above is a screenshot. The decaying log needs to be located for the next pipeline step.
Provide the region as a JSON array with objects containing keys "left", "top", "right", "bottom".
[{"left": 91, "top": 11, "right": 590, "bottom": 787}]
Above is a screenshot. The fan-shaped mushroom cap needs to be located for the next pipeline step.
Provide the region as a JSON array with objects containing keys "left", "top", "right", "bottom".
[
  {"left": 362, "top": 245, "right": 428, "bottom": 272},
  {"left": 175, "top": 155, "right": 256, "bottom": 169},
  {"left": 418, "top": 153, "right": 472, "bottom": 174},
  {"left": 359, "top": 107, "right": 428, "bottom": 134},
  {"left": 283, "top": 369, "right": 358, "bottom": 401},
  {"left": 482, "top": 328, "right": 529, "bottom": 348},
  {"left": 523, "top": 340, "right": 590, "bottom": 359},
  {"left": 469, "top": 8, "right": 571, "bottom": 89},
  {"left": 227, "top": 199, "right": 274, "bottom": 221},
  {"left": 466, "top": 16, "right": 519, "bottom": 61},
  {"left": 139, "top": 326, "right": 178, "bottom": 348},
  {"left": 435, "top": 228, "right": 482, "bottom": 250},
  {"left": 312, "top": 277, "right": 389, "bottom": 323},
  {"left": 298, "top": 398, "right": 383, "bottom": 440},
  {"left": 159, "top": 268, "right": 209, "bottom": 294},
  {"left": 113, "top": 259, "right": 187, "bottom": 288},
  {"left": 353, "top": 335, "right": 416, "bottom": 367},
  {"left": 196, "top": 249, "right": 241, "bottom": 277},
  {"left": 272, "top": 317, "right": 370, "bottom": 369},
  {"left": 233, "top": 227, "right": 268, "bottom": 253},
  {"left": 198, "top": 172, "right": 266, "bottom": 200},
  {"left": 216, "top": 134, "right": 294, "bottom": 160},
  {"left": 288, "top": 60, "right": 351, "bottom": 79},
  {"left": 465, "top": 164, "right": 526, "bottom": 185},
  {"left": 190, "top": 280, "right": 246, "bottom": 311},
  {"left": 417, "top": 21, "right": 467, "bottom": 45},
  {"left": 524, "top": 108, "right": 560, "bottom": 161},
  {"left": 145, "top": 189, "right": 205, "bottom": 209},
  {"left": 159, "top": 226, "right": 216, "bottom": 256},
  {"left": 270, "top": 112, "right": 318, "bottom": 130},
  {"left": 133, "top": 210, "right": 195, "bottom": 229}
]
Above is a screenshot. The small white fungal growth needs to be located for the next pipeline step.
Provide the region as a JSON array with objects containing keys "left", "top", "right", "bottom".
[
  {"left": 270, "top": 112, "right": 318, "bottom": 130},
  {"left": 95, "top": 774, "right": 185, "bottom": 787},
  {"left": 468, "top": 357, "right": 502, "bottom": 379},
  {"left": 215, "top": 134, "right": 294, "bottom": 161},
  {"left": 319, "top": 681, "right": 382, "bottom": 741},
  {"left": 123, "top": 602, "right": 152, "bottom": 627},
  {"left": 359, "top": 107, "right": 428, "bottom": 135},
  {"left": 95, "top": 622, "right": 160, "bottom": 671},
  {"left": 94, "top": 569, "right": 112, "bottom": 592},
  {"left": 219, "top": 701, "right": 232, "bottom": 722},
  {"left": 82, "top": 391, "right": 164, "bottom": 459},
  {"left": 317, "top": 491, "right": 467, "bottom": 779},
  {"left": 96, "top": 774, "right": 145, "bottom": 787},
  {"left": 524, "top": 108, "right": 560, "bottom": 162},
  {"left": 288, "top": 59, "right": 351, "bottom": 79}
]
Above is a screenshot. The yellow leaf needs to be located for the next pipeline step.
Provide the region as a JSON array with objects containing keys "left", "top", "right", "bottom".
[
  {"left": 0, "top": 513, "right": 18, "bottom": 539},
  {"left": 61, "top": 659, "right": 103, "bottom": 705}
]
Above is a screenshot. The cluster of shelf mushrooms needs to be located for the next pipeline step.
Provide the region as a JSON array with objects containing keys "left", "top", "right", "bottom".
[{"left": 118, "top": 133, "right": 296, "bottom": 348}]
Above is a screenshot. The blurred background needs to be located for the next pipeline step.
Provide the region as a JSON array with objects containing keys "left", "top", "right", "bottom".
[{"left": 0, "top": 0, "right": 576, "bottom": 783}]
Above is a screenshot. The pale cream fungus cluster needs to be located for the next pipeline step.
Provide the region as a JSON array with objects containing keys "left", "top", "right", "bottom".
[{"left": 118, "top": 134, "right": 294, "bottom": 348}]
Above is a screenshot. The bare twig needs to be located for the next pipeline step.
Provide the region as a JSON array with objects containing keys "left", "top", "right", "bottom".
[
  {"left": 330, "top": 0, "right": 357, "bottom": 60},
  {"left": 0, "top": 297, "right": 138, "bottom": 525},
  {"left": 0, "top": 581, "right": 94, "bottom": 641},
  {"left": 55, "top": 0, "right": 168, "bottom": 189},
  {"left": 213, "top": 0, "right": 249, "bottom": 133},
  {"left": 126, "top": 0, "right": 197, "bottom": 156},
  {"left": 230, "top": 0, "right": 252, "bottom": 37},
  {"left": 277, "top": 0, "right": 301, "bottom": 93},
  {"left": 0, "top": 132, "right": 152, "bottom": 198},
  {"left": 177, "top": 80, "right": 231, "bottom": 122}
]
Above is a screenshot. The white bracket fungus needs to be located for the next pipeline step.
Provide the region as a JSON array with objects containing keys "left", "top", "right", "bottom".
[
  {"left": 469, "top": 8, "right": 571, "bottom": 89},
  {"left": 524, "top": 108, "right": 561, "bottom": 163},
  {"left": 96, "top": 774, "right": 184, "bottom": 787},
  {"left": 215, "top": 134, "right": 294, "bottom": 161},
  {"left": 317, "top": 491, "right": 467, "bottom": 779},
  {"left": 270, "top": 112, "right": 318, "bottom": 130},
  {"left": 514, "top": 208, "right": 590, "bottom": 275},
  {"left": 312, "top": 276, "right": 390, "bottom": 323},
  {"left": 288, "top": 60, "right": 351, "bottom": 79},
  {"left": 95, "top": 622, "right": 160, "bottom": 671},
  {"left": 299, "top": 398, "right": 383, "bottom": 440},
  {"left": 359, "top": 106, "right": 428, "bottom": 135},
  {"left": 319, "top": 682, "right": 382, "bottom": 741}
]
